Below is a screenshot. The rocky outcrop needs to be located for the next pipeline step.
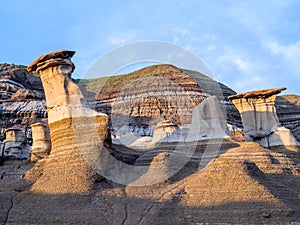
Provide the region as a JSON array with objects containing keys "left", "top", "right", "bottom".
[
  {"left": 76, "top": 64, "right": 239, "bottom": 133},
  {"left": 229, "top": 87, "right": 298, "bottom": 147},
  {"left": 0, "top": 64, "right": 46, "bottom": 132},
  {"left": 0, "top": 64, "right": 43, "bottom": 92},
  {"left": 1, "top": 62, "right": 299, "bottom": 146},
  {"left": 30, "top": 122, "right": 51, "bottom": 162},
  {"left": 188, "top": 96, "right": 230, "bottom": 141},
  {"left": 26, "top": 50, "right": 110, "bottom": 193},
  {"left": 1, "top": 128, "right": 30, "bottom": 159},
  {"left": 276, "top": 94, "right": 300, "bottom": 141},
  {"left": 152, "top": 120, "right": 180, "bottom": 143}
]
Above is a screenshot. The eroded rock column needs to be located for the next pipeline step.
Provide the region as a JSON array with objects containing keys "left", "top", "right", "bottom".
[
  {"left": 30, "top": 122, "right": 51, "bottom": 162},
  {"left": 3, "top": 128, "right": 30, "bottom": 159},
  {"left": 27, "top": 50, "right": 109, "bottom": 193},
  {"left": 228, "top": 87, "right": 297, "bottom": 147}
]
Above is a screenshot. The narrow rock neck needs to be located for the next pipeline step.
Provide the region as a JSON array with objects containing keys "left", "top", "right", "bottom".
[{"left": 37, "top": 64, "right": 85, "bottom": 124}]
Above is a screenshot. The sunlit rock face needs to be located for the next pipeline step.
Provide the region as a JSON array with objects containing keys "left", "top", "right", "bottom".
[
  {"left": 30, "top": 122, "right": 51, "bottom": 162},
  {"left": 27, "top": 50, "right": 110, "bottom": 193},
  {"left": 229, "top": 87, "right": 298, "bottom": 147},
  {"left": 76, "top": 64, "right": 240, "bottom": 134}
]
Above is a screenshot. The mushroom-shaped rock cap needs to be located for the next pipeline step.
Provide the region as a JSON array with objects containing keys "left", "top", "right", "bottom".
[
  {"left": 228, "top": 87, "right": 286, "bottom": 101},
  {"left": 27, "top": 50, "right": 75, "bottom": 72}
]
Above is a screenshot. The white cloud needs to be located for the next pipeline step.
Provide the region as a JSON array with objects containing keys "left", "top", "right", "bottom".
[
  {"left": 233, "top": 58, "right": 249, "bottom": 71},
  {"left": 108, "top": 32, "right": 137, "bottom": 46},
  {"left": 173, "top": 26, "right": 190, "bottom": 37},
  {"left": 264, "top": 40, "right": 300, "bottom": 75},
  {"left": 265, "top": 40, "right": 300, "bottom": 58},
  {"left": 217, "top": 53, "right": 250, "bottom": 72}
]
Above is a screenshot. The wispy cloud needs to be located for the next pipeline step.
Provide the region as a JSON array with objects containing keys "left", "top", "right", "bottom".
[
  {"left": 1, "top": 0, "right": 299, "bottom": 94},
  {"left": 108, "top": 32, "right": 138, "bottom": 46},
  {"left": 264, "top": 40, "right": 300, "bottom": 74},
  {"left": 265, "top": 40, "right": 300, "bottom": 58},
  {"left": 217, "top": 53, "right": 250, "bottom": 72}
]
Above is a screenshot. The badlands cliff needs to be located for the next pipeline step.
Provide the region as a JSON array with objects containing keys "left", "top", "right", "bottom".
[
  {"left": 1, "top": 63, "right": 299, "bottom": 142},
  {"left": 0, "top": 50, "right": 299, "bottom": 225},
  {"left": 76, "top": 64, "right": 240, "bottom": 133},
  {"left": 0, "top": 63, "right": 46, "bottom": 133}
]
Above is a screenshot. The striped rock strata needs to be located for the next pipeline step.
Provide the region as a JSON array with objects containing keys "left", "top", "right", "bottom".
[{"left": 26, "top": 50, "right": 110, "bottom": 193}]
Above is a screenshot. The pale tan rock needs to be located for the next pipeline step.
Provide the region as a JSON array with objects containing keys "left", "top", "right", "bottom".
[
  {"left": 26, "top": 50, "right": 109, "bottom": 193},
  {"left": 152, "top": 120, "right": 180, "bottom": 143},
  {"left": 188, "top": 95, "right": 229, "bottom": 141},
  {"left": 30, "top": 122, "right": 51, "bottom": 162},
  {"left": 229, "top": 87, "right": 297, "bottom": 147}
]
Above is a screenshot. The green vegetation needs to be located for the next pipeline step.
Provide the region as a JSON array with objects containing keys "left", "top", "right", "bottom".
[
  {"left": 0, "top": 63, "right": 27, "bottom": 71},
  {"left": 276, "top": 94, "right": 300, "bottom": 105},
  {"left": 76, "top": 64, "right": 182, "bottom": 95}
]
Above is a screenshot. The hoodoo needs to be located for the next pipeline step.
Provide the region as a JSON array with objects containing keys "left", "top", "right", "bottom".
[
  {"left": 27, "top": 50, "right": 110, "bottom": 193},
  {"left": 30, "top": 122, "right": 51, "bottom": 162},
  {"left": 229, "top": 87, "right": 297, "bottom": 147}
]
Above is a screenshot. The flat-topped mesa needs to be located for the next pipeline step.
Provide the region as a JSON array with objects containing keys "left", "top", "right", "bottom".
[
  {"left": 229, "top": 87, "right": 297, "bottom": 148},
  {"left": 26, "top": 50, "right": 110, "bottom": 193}
]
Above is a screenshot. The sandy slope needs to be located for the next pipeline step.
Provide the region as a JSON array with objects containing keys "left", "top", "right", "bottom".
[{"left": 0, "top": 141, "right": 299, "bottom": 224}]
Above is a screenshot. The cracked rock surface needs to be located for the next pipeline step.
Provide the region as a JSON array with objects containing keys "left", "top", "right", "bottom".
[
  {"left": 1, "top": 141, "right": 299, "bottom": 225},
  {"left": 0, "top": 160, "right": 33, "bottom": 225}
]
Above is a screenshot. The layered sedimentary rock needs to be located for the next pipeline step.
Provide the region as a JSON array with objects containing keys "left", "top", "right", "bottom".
[
  {"left": 131, "top": 151, "right": 190, "bottom": 185},
  {"left": 2, "top": 62, "right": 300, "bottom": 145},
  {"left": 27, "top": 50, "right": 110, "bottom": 193},
  {"left": 123, "top": 141, "right": 299, "bottom": 224},
  {"left": 0, "top": 64, "right": 46, "bottom": 132},
  {"left": 229, "top": 87, "right": 298, "bottom": 147},
  {"left": 106, "top": 72, "right": 206, "bottom": 132},
  {"left": 30, "top": 122, "right": 51, "bottom": 162},
  {"left": 76, "top": 64, "right": 240, "bottom": 134},
  {"left": 2, "top": 128, "right": 30, "bottom": 159},
  {"left": 276, "top": 94, "right": 300, "bottom": 141}
]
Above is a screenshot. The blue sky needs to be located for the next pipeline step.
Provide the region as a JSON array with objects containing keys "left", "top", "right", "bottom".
[{"left": 1, "top": 0, "right": 299, "bottom": 95}]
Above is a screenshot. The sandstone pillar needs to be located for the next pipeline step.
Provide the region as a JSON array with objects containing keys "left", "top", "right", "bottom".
[
  {"left": 30, "top": 122, "right": 51, "bottom": 162},
  {"left": 27, "top": 50, "right": 109, "bottom": 193},
  {"left": 228, "top": 87, "right": 297, "bottom": 147}
]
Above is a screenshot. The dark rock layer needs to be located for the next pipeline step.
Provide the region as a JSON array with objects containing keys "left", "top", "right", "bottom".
[{"left": 1, "top": 63, "right": 299, "bottom": 141}]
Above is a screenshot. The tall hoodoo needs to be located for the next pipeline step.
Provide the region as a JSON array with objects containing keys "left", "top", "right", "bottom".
[
  {"left": 27, "top": 50, "right": 109, "bottom": 193},
  {"left": 228, "top": 87, "right": 297, "bottom": 147}
]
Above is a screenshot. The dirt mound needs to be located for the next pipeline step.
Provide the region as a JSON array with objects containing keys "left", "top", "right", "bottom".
[
  {"left": 1, "top": 141, "right": 300, "bottom": 224},
  {"left": 180, "top": 158, "right": 283, "bottom": 206}
]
